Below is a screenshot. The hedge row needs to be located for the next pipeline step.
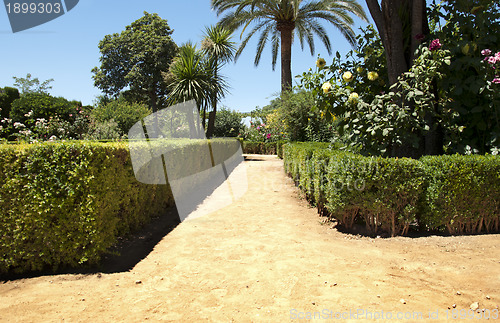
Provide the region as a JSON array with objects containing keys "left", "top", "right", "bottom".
[
  {"left": 0, "top": 139, "right": 242, "bottom": 275},
  {"left": 283, "top": 143, "right": 500, "bottom": 236}
]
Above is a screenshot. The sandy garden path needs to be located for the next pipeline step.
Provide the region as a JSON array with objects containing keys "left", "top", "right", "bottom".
[{"left": 1, "top": 154, "right": 499, "bottom": 322}]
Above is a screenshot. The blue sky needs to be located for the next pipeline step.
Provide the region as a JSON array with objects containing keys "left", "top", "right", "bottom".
[{"left": 0, "top": 0, "right": 370, "bottom": 113}]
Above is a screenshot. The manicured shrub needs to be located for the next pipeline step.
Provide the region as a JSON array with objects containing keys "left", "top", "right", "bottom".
[
  {"left": 242, "top": 141, "right": 278, "bottom": 155},
  {"left": 0, "top": 141, "right": 174, "bottom": 274},
  {"left": 324, "top": 153, "right": 426, "bottom": 236},
  {"left": 421, "top": 155, "right": 500, "bottom": 234},
  {"left": 283, "top": 143, "right": 499, "bottom": 236}
]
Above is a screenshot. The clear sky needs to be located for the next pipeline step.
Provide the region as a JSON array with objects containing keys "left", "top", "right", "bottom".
[{"left": 0, "top": 0, "right": 370, "bottom": 113}]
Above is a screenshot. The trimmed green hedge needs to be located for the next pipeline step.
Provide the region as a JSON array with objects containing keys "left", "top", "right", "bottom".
[
  {"left": 283, "top": 143, "right": 500, "bottom": 236},
  {"left": 0, "top": 139, "right": 242, "bottom": 274},
  {"left": 421, "top": 155, "right": 500, "bottom": 234},
  {"left": 241, "top": 141, "right": 278, "bottom": 155},
  {"left": 0, "top": 142, "right": 174, "bottom": 274}
]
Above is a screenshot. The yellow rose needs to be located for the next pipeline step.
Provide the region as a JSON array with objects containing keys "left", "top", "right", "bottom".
[
  {"left": 348, "top": 92, "right": 359, "bottom": 102},
  {"left": 316, "top": 58, "right": 326, "bottom": 69},
  {"left": 322, "top": 81, "right": 332, "bottom": 94},
  {"left": 343, "top": 71, "right": 353, "bottom": 82},
  {"left": 367, "top": 71, "right": 379, "bottom": 81}
]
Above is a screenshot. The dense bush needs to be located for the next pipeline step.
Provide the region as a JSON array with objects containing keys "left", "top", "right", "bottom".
[
  {"left": 10, "top": 93, "right": 80, "bottom": 124},
  {"left": 0, "top": 87, "right": 20, "bottom": 119},
  {"left": 0, "top": 142, "right": 174, "bottom": 274},
  {"left": 244, "top": 91, "right": 335, "bottom": 143},
  {"left": 283, "top": 143, "right": 500, "bottom": 236},
  {"left": 242, "top": 141, "right": 278, "bottom": 155},
  {"left": 421, "top": 155, "right": 500, "bottom": 234},
  {"left": 0, "top": 138, "right": 243, "bottom": 274},
  {"left": 212, "top": 107, "right": 244, "bottom": 138},
  {"left": 90, "top": 97, "right": 151, "bottom": 137}
]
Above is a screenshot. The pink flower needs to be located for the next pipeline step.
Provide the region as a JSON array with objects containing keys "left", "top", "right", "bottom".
[
  {"left": 69, "top": 114, "right": 73, "bottom": 117},
  {"left": 429, "top": 39, "right": 442, "bottom": 51},
  {"left": 266, "top": 133, "right": 271, "bottom": 139},
  {"left": 481, "top": 49, "right": 492, "bottom": 56},
  {"left": 487, "top": 56, "right": 498, "bottom": 65},
  {"left": 492, "top": 78, "right": 500, "bottom": 84}
]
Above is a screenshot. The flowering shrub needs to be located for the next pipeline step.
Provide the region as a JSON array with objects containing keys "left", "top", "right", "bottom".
[
  {"left": 1, "top": 106, "right": 91, "bottom": 142},
  {"left": 428, "top": 0, "right": 500, "bottom": 154}
]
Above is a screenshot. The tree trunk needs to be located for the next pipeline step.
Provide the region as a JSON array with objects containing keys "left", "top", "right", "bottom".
[
  {"left": 206, "top": 72, "right": 218, "bottom": 138},
  {"left": 277, "top": 21, "right": 294, "bottom": 93},
  {"left": 366, "top": 0, "right": 435, "bottom": 158}
]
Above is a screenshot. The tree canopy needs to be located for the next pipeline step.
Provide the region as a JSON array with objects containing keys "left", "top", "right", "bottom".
[
  {"left": 212, "top": 0, "right": 367, "bottom": 92},
  {"left": 92, "top": 12, "right": 178, "bottom": 113}
]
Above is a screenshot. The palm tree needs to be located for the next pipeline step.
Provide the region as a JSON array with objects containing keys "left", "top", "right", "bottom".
[
  {"left": 211, "top": 0, "right": 368, "bottom": 92},
  {"left": 201, "top": 25, "right": 236, "bottom": 138},
  {"left": 164, "top": 43, "right": 228, "bottom": 137}
]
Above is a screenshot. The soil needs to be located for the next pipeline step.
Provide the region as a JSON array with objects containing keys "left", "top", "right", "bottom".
[{"left": 1, "top": 154, "right": 499, "bottom": 322}]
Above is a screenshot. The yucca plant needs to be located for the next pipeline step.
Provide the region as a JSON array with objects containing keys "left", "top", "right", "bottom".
[
  {"left": 201, "top": 25, "right": 236, "bottom": 137},
  {"left": 164, "top": 43, "right": 229, "bottom": 138}
]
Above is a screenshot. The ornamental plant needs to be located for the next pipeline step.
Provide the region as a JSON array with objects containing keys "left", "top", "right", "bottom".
[{"left": 428, "top": 0, "right": 500, "bottom": 154}]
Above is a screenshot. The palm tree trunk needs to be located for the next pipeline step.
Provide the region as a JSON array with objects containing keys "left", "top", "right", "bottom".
[
  {"left": 206, "top": 61, "right": 218, "bottom": 138},
  {"left": 278, "top": 21, "right": 294, "bottom": 93}
]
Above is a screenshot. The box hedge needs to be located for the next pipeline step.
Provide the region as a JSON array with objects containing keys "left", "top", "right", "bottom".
[
  {"left": 0, "top": 139, "right": 242, "bottom": 275},
  {"left": 283, "top": 143, "right": 500, "bottom": 236}
]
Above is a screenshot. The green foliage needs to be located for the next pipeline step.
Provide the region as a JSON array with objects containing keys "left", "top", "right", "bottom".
[
  {"left": 243, "top": 91, "right": 335, "bottom": 143},
  {"left": 12, "top": 73, "right": 54, "bottom": 94},
  {"left": 274, "top": 90, "right": 335, "bottom": 142},
  {"left": 283, "top": 142, "right": 500, "bottom": 236},
  {"left": 0, "top": 142, "right": 173, "bottom": 274},
  {"left": 241, "top": 141, "right": 278, "bottom": 155},
  {"left": 213, "top": 107, "right": 243, "bottom": 137},
  {"left": 429, "top": 0, "right": 500, "bottom": 154},
  {"left": 421, "top": 154, "right": 500, "bottom": 234},
  {"left": 10, "top": 93, "right": 80, "bottom": 124},
  {"left": 212, "top": 0, "right": 367, "bottom": 90},
  {"left": 4, "top": 93, "right": 89, "bottom": 141},
  {"left": 164, "top": 43, "right": 228, "bottom": 111},
  {"left": 83, "top": 118, "right": 122, "bottom": 140},
  {"left": 90, "top": 97, "right": 150, "bottom": 137},
  {"left": 92, "top": 12, "right": 178, "bottom": 111},
  {"left": 0, "top": 87, "right": 20, "bottom": 119}
]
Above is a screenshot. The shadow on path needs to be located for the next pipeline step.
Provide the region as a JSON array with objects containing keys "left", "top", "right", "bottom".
[{"left": 1, "top": 208, "right": 180, "bottom": 282}]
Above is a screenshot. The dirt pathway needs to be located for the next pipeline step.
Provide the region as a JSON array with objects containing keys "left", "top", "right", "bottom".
[{"left": 1, "top": 155, "right": 499, "bottom": 322}]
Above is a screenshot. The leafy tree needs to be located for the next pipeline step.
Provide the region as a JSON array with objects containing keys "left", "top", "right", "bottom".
[
  {"left": 201, "top": 24, "right": 236, "bottom": 138},
  {"left": 213, "top": 107, "right": 244, "bottom": 137},
  {"left": 90, "top": 96, "right": 151, "bottom": 136},
  {"left": 0, "top": 87, "right": 20, "bottom": 119},
  {"left": 92, "top": 12, "right": 178, "bottom": 113},
  {"left": 12, "top": 73, "right": 54, "bottom": 94},
  {"left": 211, "top": 0, "right": 368, "bottom": 92}
]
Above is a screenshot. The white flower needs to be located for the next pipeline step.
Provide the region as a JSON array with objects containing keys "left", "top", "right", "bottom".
[
  {"left": 13, "top": 122, "right": 26, "bottom": 129},
  {"left": 322, "top": 82, "right": 333, "bottom": 94},
  {"left": 343, "top": 71, "right": 353, "bottom": 82},
  {"left": 49, "top": 135, "right": 57, "bottom": 141},
  {"left": 348, "top": 92, "right": 359, "bottom": 102}
]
